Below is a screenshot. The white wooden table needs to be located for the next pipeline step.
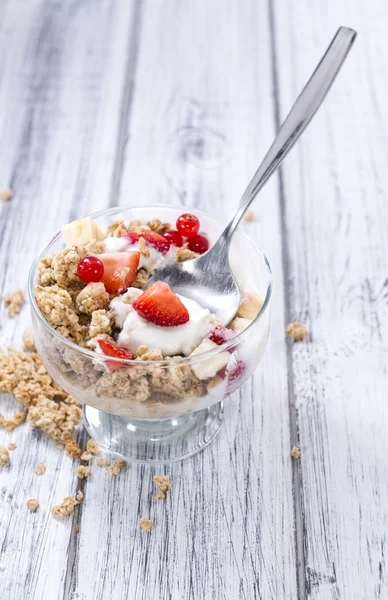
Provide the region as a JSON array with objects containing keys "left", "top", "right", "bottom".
[{"left": 1, "top": 1, "right": 387, "bottom": 598}]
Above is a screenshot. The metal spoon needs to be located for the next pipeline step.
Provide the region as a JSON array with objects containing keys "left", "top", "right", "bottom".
[{"left": 148, "top": 27, "right": 357, "bottom": 324}]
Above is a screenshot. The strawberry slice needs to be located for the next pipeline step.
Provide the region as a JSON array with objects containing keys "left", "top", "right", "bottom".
[
  {"left": 122, "top": 230, "right": 170, "bottom": 254},
  {"left": 209, "top": 324, "right": 234, "bottom": 346},
  {"left": 97, "top": 339, "right": 134, "bottom": 371},
  {"left": 227, "top": 360, "right": 246, "bottom": 384},
  {"left": 99, "top": 252, "right": 140, "bottom": 294},
  {"left": 132, "top": 281, "right": 189, "bottom": 326},
  {"left": 218, "top": 360, "right": 246, "bottom": 385}
]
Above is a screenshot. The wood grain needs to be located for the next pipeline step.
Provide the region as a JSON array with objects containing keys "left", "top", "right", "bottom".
[
  {"left": 73, "top": 1, "right": 298, "bottom": 599},
  {"left": 272, "top": 1, "right": 388, "bottom": 597},
  {"left": 0, "top": 1, "right": 139, "bottom": 598}
]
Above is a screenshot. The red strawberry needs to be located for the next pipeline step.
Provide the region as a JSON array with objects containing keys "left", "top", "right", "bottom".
[
  {"left": 122, "top": 230, "right": 170, "bottom": 254},
  {"left": 99, "top": 252, "right": 140, "bottom": 294},
  {"left": 227, "top": 360, "right": 246, "bottom": 384},
  {"left": 209, "top": 324, "right": 234, "bottom": 346},
  {"left": 97, "top": 339, "right": 134, "bottom": 371},
  {"left": 132, "top": 281, "right": 189, "bottom": 326}
]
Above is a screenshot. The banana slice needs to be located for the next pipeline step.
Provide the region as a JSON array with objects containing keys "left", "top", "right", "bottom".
[
  {"left": 62, "top": 217, "right": 104, "bottom": 247},
  {"left": 236, "top": 293, "right": 263, "bottom": 320},
  {"left": 190, "top": 338, "right": 230, "bottom": 380},
  {"left": 229, "top": 317, "right": 251, "bottom": 334}
]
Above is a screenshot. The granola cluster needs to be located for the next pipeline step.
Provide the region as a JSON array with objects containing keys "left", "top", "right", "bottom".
[
  {"left": 3, "top": 289, "right": 24, "bottom": 317},
  {"left": 0, "top": 349, "right": 81, "bottom": 441}
]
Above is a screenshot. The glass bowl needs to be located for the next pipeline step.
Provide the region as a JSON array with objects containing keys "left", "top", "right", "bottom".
[{"left": 28, "top": 206, "right": 272, "bottom": 463}]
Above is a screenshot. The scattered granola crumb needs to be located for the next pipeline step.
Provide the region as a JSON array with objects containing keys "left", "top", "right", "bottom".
[
  {"left": 74, "top": 523, "right": 80, "bottom": 533},
  {"left": 64, "top": 439, "right": 82, "bottom": 459},
  {"left": 8, "top": 443, "right": 16, "bottom": 450},
  {"left": 286, "top": 322, "right": 307, "bottom": 341},
  {"left": 80, "top": 451, "right": 92, "bottom": 462},
  {"left": 22, "top": 328, "right": 35, "bottom": 351},
  {"left": 108, "top": 459, "right": 127, "bottom": 476},
  {"left": 0, "top": 409, "right": 27, "bottom": 431},
  {"left": 153, "top": 475, "right": 171, "bottom": 500},
  {"left": 86, "top": 439, "right": 100, "bottom": 455},
  {"left": 75, "top": 465, "right": 91, "bottom": 479},
  {"left": 146, "top": 219, "right": 170, "bottom": 235},
  {"left": 27, "top": 499, "right": 39, "bottom": 512},
  {"left": 291, "top": 446, "right": 301, "bottom": 460},
  {"left": 51, "top": 492, "right": 83, "bottom": 518},
  {"left": 96, "top": 458, "right": 109, "bottom": 468},
  {"left": 34, "top": 462, "right": 46, "bottom": 475},
  {"left": 176, "top": 244, "right": 197, "bottom": 262},
  {"left": 0, "top": 445, "right": 9, "bottom": 466},
  {"left": 0, "top": 188, "right": 12, "bottom": 201},
  {"left": 3, "top": 290, "right": 24, "bottom": 318},
  {"left": 243, "top": 209, "right": 256, "bottom": 222},
  {"left": 139, "top": 517, "right": 153, "bottom": 532},
  {"left": 55, "top": 442, "right": 64, "bottom": 449}
]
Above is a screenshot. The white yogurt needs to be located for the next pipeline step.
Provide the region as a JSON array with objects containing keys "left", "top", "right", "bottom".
[
  {"left": 135, "top": 244, "right": 177, "bottom": 272},
  {"left": 103, "top": 237, "right": 131, "bottom": 253},
  {"left": 116, "top": 295, "right": 212, "bottom": 356},
  {"left": 110, "top": 288, "right": 142, "bottom": 328}
]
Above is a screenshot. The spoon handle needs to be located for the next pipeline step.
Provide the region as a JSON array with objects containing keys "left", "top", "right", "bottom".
[{"left": 219, "top": 26, "right": 356, "bottom": 245}]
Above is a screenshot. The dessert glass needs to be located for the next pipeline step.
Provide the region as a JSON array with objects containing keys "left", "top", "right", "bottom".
[{"left": 28, "top": 206, "right": 272, "bottom": 463}]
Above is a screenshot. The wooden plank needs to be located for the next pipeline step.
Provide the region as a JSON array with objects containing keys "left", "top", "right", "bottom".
[
  {"left": 0, "top": 1, "right": 138, "bottom": 598},
  {"left": 272, "top": 0, "right": 388, "bottom": 597},
  {"left": 75, "top": 1, "right": 298, "bottom": 598}
]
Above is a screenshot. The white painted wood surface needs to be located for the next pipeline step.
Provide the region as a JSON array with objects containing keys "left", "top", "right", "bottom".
[{"left": 0, "top": 0, "right": 387, "bottom": 598}]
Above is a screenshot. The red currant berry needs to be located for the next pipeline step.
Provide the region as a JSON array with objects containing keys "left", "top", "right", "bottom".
[
  {"left": 176, "top": 213, "right": 200, "bottom": 237},
  {"left": 187, "top": 233, "right": 209, "bottom": 254},
  {"left": 164, "top": 229, "right": 183, "bottom": 247},
  {"left": 77, "top": 256, "right": 104, "bottom": 283}
]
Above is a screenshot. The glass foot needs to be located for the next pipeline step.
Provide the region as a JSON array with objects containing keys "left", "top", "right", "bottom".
[{"left": 83, "top": 402, "right": 224, "bottom": 464}]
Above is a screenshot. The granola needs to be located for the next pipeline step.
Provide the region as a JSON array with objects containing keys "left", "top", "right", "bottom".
[
  {"left": 86, "top": 439, "right": 100, "bottom": 455},
  {"left": 75, "top": 465, "right": 91, "bottom": 479},
  {"left": 96, "top": 458, "right": 109, "bottom": 467},
  {"left": 0, "top": 445, "right": 9, "bottom": 466},
  {"left": 0, "top": 349, "right": 81, "bottom": 440},
  {"left": 51, "top": 491, "right": 83, "bottom": 518},
  {"left": 64, "top": 438, "right": 82, "bottom": 458},
  {"left": 291, "top": 446, "right": 301, "bottom": 459},
  {"left": 139, "top": 517, "right": 153, "bottom": 532},
  {"left": 80, "top": 451, "right": 92, "bottom": 461},
  {"left": 286, "top": 322, "right": 307, "bottom": 341},
  {"left": 27, "top": 499, "right": 39, "bottom": 512},
  {"left": 22, "top": 328, "right": 35, "bottom": 351},
  {"left": 3, "top": 289, "right": 24, "bottom": 317},
  {"left": 8, "top": 443, "right": 16, "bottom": 450},
  {"left": 108, "top": 459, "right": 127, "bottom": 476},
  {"left": 0, "top": 409, "right": 27, "bottom": 431},
  {"left": 153, "top": 475, "right": 170, "bottom": 500},
  {"left": 243, "top": 209, "right": 256, "bottom": 222},
  {"left": 34, "top": 462, "right": 46, "bottom": 475},
  {"left": 0, "top": 188, "right": 13, "bottom": 201},
  {"left": 146, "top": 219, "right": 170, "bottom": 235}
]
